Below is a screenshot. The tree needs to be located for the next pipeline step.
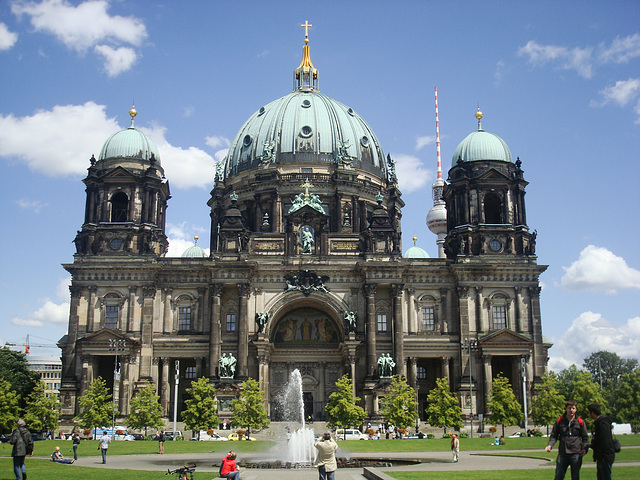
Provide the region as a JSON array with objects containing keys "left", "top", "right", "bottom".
[
  {"left": 486, "top": 375, "right": 522, "bottom": 437},
  {"left": 553, "top": 365, "right": 581, "bottom": 401},
  {"left": 181, "top": 377, "right": 219, "bottom": 436},
  {"left": 0, "top": 378, "right": 20, "bottom": 433},
  {"left": 23, "top": 380, "right": 60, "bottom": 433},
  {"left": 379, "top": 375, "right": 418, "bottom": 432},
  {"left": 325, "top": 375, "right": 367, "bottom": 437},
  {"left": 571, "top": 371, "right": 607, "bottom": 428},
  {"left": 74, "top": 377, "right": 113, "bottom": 437},
  {"left": 616, "top": 369, "right": 640, "bottom": 430},
  {"left": 231, "top": 378, "right": 270, "bottom": 439},
  {"left": 126, "top": 380, "right": 164, "bottom": 436},
  {"left": 425, "top": 377, "right": 462, "bottom": 431},
  {"left": 583, "top": 351, "right": 638, "bottom": 414},
  {"left": 530, "top": 374, "right": 565, "bottom": 434},
  {"left": 0, "top": 348, "right": 39, "bottom": 409}
]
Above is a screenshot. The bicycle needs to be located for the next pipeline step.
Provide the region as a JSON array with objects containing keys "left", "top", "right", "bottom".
[{"left": 166, "top": 464, "right": 196, "bottom": 480}]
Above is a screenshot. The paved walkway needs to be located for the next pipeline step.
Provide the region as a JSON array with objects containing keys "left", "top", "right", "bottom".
[{"left": 63, "top": 449, "right": 560, "bottom": 479}]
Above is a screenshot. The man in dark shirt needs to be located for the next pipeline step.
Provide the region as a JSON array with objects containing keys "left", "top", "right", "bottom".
[
  {"left": 545, "top": 400, "right": 589, "bottom": 480},
  {"left": 9, "top": 419, "right": 33, "bottom": 480},
  {"left": 588, "top": 403, "right": 615, "bottom": 480}
]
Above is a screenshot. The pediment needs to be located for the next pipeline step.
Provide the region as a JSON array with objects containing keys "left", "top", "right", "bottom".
[
  {"left": 477, "top": 168, "right": 510, "bottom": 181},
  {"left": 103, "top": 165, "right": 137, "bottom": 179},
  {"left": 480, "top": 329, "right": 532, "bottom": 347},
  {"left": 287, "top": 203, "right": 328, "bottom": 219},
  {"left": 77, "top": 328, "right": 139, "bottom": 348}
]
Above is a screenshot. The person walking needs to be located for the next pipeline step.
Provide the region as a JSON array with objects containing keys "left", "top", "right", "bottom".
[
  {"left": 219, "top": 450, "right": 242, "bottom": 480},
  {"left": 588, "top": 403, "right": 615, "bottom": 480},
  {"left": 158, "top": 430, "right": 165, "bottom": 454},
  {"left": 98, "top": 431, "right": 110, "bottom": 464},
  {"left": 314, "top": 432, "right": 338, "bottom": 480},
  {"left": 72, "top": 432, "right": 80, "bottom": 461},
  {"left": 9, "top": 419, "right": 33, "bottom": 480},
  {"left": 451, "top": 434, "right": 460, "bottom": 462},
  {"left": 545, "top": 400, "right": 589, "bottom": 480}
]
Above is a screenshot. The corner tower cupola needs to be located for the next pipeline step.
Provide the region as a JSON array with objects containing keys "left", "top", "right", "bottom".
[
  {"left": 73, "top": 106, "right": 171, "bottom": 257},
  {"left": 442, "top": 109, "right": 535, "bottom": 259}
]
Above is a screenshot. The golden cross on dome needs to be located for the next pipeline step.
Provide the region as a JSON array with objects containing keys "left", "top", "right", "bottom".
[{"left": 301, "top": 20, "right": 312, "bottom": 40}]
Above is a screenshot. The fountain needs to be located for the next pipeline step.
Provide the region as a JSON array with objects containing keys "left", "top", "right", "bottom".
[{"left": 276, "top": 369, "right": 316, "bottom": 465}]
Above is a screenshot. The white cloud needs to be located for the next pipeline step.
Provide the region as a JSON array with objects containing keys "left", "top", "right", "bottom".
[
  {"left": 11, "top": 317, "right": 44, "bottom": 328},
  {"left": 205, "top": 136, "right": 231, "bottom": 149},
  {"left": 55, "top": 277, "right": 71, "bottom": 300},
  {"left": 595, "top": 78, "right": 640, "bottom": 107},
  {"left": 548, "top": 312, "right": 640, "bottom": 371},
  {"left": 12, "top": 0, "right": 147, "bottom": 76},
  {"left": 415, "top": 135, "right": 435, "bottom": 151},
  {"left": 517, "top": 40, "right": 594, "bottom": 78},
  {"left": 561, "top": 245, "right": 640, "bottom": 293},
  {"left": 16, "top": 198, "right": 48, "bottom": 213},
  {"left": 32, "top": 299, "right": 69, "bottom": 324},
  {"left": 94, "top": 44, "right": 138, "bottom": 77},
  {"left": 0, "top": 102, "right": 224, "bottom": 189},
  {"left": 598, "top": 33, "right": 640, "bottom": 64},
  {"left": 391, "top": 153, "right": 431, "bottom": 194},
  {"left": 143, "top": 125, "right": 216, "bottom": 189},
  {"left": 0, "top": 22, "right": 18, "bottom": 50},
  {"left": 0, "top": 102, "right": 119, "bottom": 176}
]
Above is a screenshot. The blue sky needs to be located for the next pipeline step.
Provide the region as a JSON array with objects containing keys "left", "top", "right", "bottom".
[{"left": 1, "top": 0, "right": 639, "bottom": 371}]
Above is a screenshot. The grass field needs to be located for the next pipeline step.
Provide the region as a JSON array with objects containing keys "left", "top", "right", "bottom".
[{"left": 387, "top": 466, "right": 640, "bottom": 480}]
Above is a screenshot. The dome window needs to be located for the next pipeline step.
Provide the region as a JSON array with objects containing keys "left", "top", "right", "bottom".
[
  {"left": 347, "top": 108, "right": 355, "bottom": 116},
  {"left": 243, "top": 135, "right": 253, "bottom": 147},
  {"left": 258, "top": 107, "right": 266, "bottom": 116},
  {"left": 300, "top": 125, "right": 313, "bottom": 138},
  {"left": 302, "top": 99, "right": 312, "bottom": 108},
  {"left": 360, "top": 136, "right": 370, "bottom": 148}
]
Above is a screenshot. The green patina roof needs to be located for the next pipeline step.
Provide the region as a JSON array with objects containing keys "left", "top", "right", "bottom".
[
  {"left": 404, "top": 245, "right": 430, "bottom": 259},
  {"left": 99, "top": 125, "right": 161, "bottom": 165},
  {"left": 451, "top": 128, "right": 512, "bottom": 167}
]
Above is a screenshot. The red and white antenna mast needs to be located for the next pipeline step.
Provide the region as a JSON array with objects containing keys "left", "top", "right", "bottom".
[{"left": 427, "top": 86, "right": 448, "bottom": 258}]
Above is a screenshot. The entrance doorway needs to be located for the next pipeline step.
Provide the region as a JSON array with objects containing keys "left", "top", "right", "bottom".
[{"left": 303, "top": 392, "right": 314, "bottom": 422}]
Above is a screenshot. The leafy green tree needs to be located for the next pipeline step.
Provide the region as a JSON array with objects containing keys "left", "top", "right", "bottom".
[
  {"left": 616, "top": 369, "right": 640, "bottom": 430},
  {"left": 425, "top": 377, "right": 462, "bottom": 430},
  {"left": 325, "top": 375, "right": 367, "bottom": 437},
  {"left": 126, "top": 380, "right": 164, "bottom": 436},
  {"left": 181, "top": 377, "right": 219, "bottom": 435},
  {"left": 553, "top": 365, "right": 581, "bottom": 401},
  {"left": 23, "top": 380, "right": 60, "bottom": 432},
  {"left": 231, "top": 378, "right": 270, "bottom": 439},
  {"left": 486, "top": 375, "right": 522, "bottom": 437},
  {"left": 583, "top": 351, "right": 638, "bottom": 413},
  {"left": 530, "top": 374, "right": 565, "bottom": 435},
  {"left": 74, "top": 377, "right": 114, "bottom": 437},
  {"left": 0, "top": 378, "right": 20, "bottom": 432},
  {"left": 0, "top": 348, "right": 39, "bottom": 408},
  {"left": 571, "top": 371, "right": 607, "bottom": 428},
  {"left": 380, "top": 375, "right": 418, "bottom": 431}
]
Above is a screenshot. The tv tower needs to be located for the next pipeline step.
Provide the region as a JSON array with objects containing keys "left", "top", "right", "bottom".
[{"left": 426, "top": 87, "right": 447, "bottom": 258}]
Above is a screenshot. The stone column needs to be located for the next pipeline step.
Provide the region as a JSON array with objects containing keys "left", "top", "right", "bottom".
[
  {"left": 439, "top": 288, "right": 449, "bottom": 333},
  {"left": 391, "top": 284, "right": 405, "bottom": 377},
  {"left": 237, "top": 283, "right": 251, "bottom": 378},
  {"left": 163, "top": 289, "right": 173, "bottom": 334},
  {"left": 208, "top": 284, "right": 223, "bottom": 377},
  {"left": 364, "top": 283, "right": 377, "bottom": 377},
  {"left": 409, "top": 357, "right": 418, "bottom": 387},
  {"left": 441, "top": 356, "right": 450, "bottom": 385},
  {"left": 407, "top": 288, "right": 416, "bottom": 334},
  {"left": 138, "top": 286, "right": 156, "bottom": 379},
  {"left": 258, "top": 354, "right": 270, "bottom": 416},
  {"left": 63, "top": 286, "right": 82, "bottom": 379},
  {"left": 127, "top": 286, "right": 136, "bottom": 332},
  {"left": 482, "top": 354, "right": 492, "bottom": 414},
  {"left": 458, "top": 286, "right": 471, "bottom": 338},
  {"left": 88, "top": 286, "right": 97, "bottom": 332},
  {"left": 475, "top": 287, "right": 486, "bottom": 333},
  {"left": 160, "top": 358, "right": 169, "bottom": 414},
  {"left": 514, "top": 287, "right": 523, "bottom": 333}
]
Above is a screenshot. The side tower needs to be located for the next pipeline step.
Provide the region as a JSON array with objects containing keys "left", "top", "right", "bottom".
[
  {"left": 73, "top": 107, "right": 170, "bottom": 257},
  {"left": 443, "top": 109, "right": 534, "bottom": 258}
]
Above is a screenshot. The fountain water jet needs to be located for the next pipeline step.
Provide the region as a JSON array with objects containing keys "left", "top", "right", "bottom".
[{"left": 277, "top": 369, "right": 316, "bottom": 464}]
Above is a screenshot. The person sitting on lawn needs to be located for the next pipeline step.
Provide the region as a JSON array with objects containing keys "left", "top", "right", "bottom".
[{"left": 51, "top": 446, "right": 75, "bottom": 464}]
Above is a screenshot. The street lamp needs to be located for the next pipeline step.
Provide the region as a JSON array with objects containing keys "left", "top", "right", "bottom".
[
  {"left": 462, "top": 338, "right": 478, "bottom": 439},
  {"left": 108, "top": 338, "right": 125, "bottom": 441},
  {"left": 173, "top": 360, "right": 180, "bottom": 439},
  {"left": 521, "top": 356, "right": 528, "bottom": 434}
]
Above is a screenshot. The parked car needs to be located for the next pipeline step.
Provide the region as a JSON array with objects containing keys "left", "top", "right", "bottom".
[
  {"left": 227, "top": 433, "right": 256, "bottom": 441},
  {"left": 335, "top": 429, "right": 368, "bottom": 441},
  {"left": 163, "top": 431, "right": 183, "bottom": 441},
  {"left": 0, "top": 434, "right": 10, "bottom": 443},
  {"left": 29, "top": 432, "right": 44, "bottom": 441},
  {"left": 124, "top": 433, "right": 145, "bottom": 441},
  {"left": 191, "top": 431, "right": 228, "bottom": 441}
]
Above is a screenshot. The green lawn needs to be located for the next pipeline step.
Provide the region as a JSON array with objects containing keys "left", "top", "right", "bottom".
[{"left": 387, "top": 466, "right": 640, "bottom": 480}]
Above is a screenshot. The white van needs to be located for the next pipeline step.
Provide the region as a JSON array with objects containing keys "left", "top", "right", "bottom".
[
  {"left": 335, "top": 428, "right": 367, "bottom": 440},
  {"left": 612, "top": 423, "right": 632, "bottom": 435}
]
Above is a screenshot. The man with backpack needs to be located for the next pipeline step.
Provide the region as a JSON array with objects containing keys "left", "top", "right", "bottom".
[
  {"left": 9, "top": 419, "right": 33, "bottom": 480},
  {"left": 545, "top": 400, "right": 589, "bottom": 480},
  {"left": 588, "top": 403, "right": 616, "bottom": 480}
]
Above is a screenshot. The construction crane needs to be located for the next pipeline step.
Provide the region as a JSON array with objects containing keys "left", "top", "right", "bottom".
[{"left": 4, "top": 334, "right": 58, "bottom": 354}]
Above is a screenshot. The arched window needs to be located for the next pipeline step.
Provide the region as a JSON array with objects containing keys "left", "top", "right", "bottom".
[
  {"left": 490, "top": 293, "right": 509, "bottom": 330},
  {"left": 101, "top": 292, "right": 125, "bottom": 330},
  {"left": 418, "top": 295, "right": 438, "bottom": 332},
  {"left": 484, "top": 192, "right": 502, "bottom": 224},
  {"left": 110, "top": 191, "right": 129, "bottom": 222},
  {"left": 175, "top": 295, "right": 196, "bottom": 333}
]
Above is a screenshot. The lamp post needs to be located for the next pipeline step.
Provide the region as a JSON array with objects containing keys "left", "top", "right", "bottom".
[
  {"left": 173, "top": 360, "right": 180, "bottom": 439},
  {"left": 521, "top": 356, "right": 528, "bottom": 434},
  {"left": 108, "top": 338, "right": 125, "bottom": 441},
  {"left": 462, "top": 338, "right": 478, "bottom": 439}
]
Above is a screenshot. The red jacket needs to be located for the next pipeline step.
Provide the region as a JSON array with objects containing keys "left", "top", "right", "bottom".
[{"left": 220, "top": 455, "right": 237, "bottom": 476}]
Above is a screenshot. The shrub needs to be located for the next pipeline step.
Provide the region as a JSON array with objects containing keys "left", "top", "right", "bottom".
[
  {"left": 489, "top": 426, "right": 497, "bottom": 433},
  {"left": 83, "top": 429, "right": 91, "bottom": 436},
  {"left": 533, "top": 430, "right": 543, "bottom": 437},
  {"left": 366, "top": 428, "right": 375, "bottom": 436},
  {"left": 427, "top": 434, "right": 435, "bottom": 439},
  {"left": 459, "top": 432, "right": 468, "bottom": 438},
  {"left": 443, "top": 432, "right": 452, "bottom": 438},
  {"left": 397, "top": 428, "right": 407, "bottom": 436}
]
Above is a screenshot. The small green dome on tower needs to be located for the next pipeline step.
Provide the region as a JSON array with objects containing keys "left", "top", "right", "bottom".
[
  {"left": 99, "top": 106, "right": 161, "bottom": 165},
  {"left": 451, "top": 108, "right": 512, "bottom": 166}
]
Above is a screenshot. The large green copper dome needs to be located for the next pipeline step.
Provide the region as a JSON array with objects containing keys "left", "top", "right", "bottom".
[{"left": 451, "top": 110, "right": 512, "bottom": 167}]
